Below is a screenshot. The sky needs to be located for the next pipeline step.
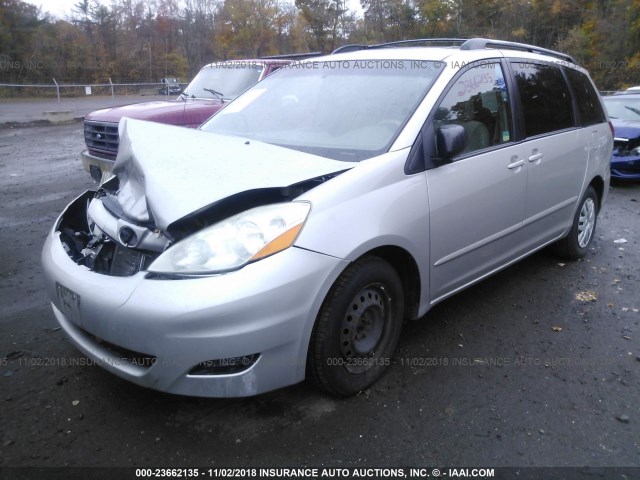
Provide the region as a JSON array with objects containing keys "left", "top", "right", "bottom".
[{"left": 26, "top": 0, "right": 80, "bottom": 18}]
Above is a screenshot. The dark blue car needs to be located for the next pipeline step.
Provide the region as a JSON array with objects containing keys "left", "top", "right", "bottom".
[{"left": 602, "top": 93, "right": 640, "bottom": 180}]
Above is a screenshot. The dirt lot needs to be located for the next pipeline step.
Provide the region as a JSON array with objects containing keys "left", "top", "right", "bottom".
[
  {"left": 0, "top": 123, "right": 639, "bottom": 475},
  {"left": 0, "top": 95, "right": 167, "bottom": 125}
]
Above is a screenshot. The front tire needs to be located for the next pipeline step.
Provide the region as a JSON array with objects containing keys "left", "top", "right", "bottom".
[
  {"left": 307, "top": 256, "right": 404, "bottom": 396},
  {"left": 554, "top": 186, "right": 598, "bottom": 260}
]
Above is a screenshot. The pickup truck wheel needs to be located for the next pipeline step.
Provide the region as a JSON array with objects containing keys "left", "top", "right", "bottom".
[
  {"left": 307, "top": 256, "right": 404, "bottom": 396},
  {"left": 554, "top": 186, "right": 598, "bottom": 260}
]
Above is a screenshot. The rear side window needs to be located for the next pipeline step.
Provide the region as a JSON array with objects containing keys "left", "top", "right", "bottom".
[
  {"left": 511, "top": 63, "right": 574, "bottom": 137},
  {"left": 565, "top": 68, "right": 607, "bottom": 126}
]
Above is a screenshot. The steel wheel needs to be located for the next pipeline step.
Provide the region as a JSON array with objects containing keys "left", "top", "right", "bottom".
[
  {"left": 307, "top": 256, "right": 404, "bottom": 396},
  {"left": 339, "top": 284, "right": 390, "bottom": 374}
]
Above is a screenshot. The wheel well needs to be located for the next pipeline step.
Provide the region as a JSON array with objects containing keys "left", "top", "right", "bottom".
[
  {"left": 364, "top": 246, "right": 421, "bottom": 321},
  {"left": 589, "top": 176, "right": 605, "bottom": 211}
]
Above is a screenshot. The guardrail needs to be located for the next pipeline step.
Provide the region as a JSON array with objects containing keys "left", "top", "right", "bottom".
[{"left": 0, "top": 78, "right": 188, "bottom": 100}]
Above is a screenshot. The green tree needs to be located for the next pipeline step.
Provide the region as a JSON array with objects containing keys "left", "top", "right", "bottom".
[
  {"left": 295, "top": 0, "right": 348, "bottom": 52},
  {"left": 0, "top": 0, "right": 45, "bottom": 82}
]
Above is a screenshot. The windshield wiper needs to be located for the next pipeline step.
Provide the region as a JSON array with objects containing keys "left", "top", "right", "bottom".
[
  {"left": 203, "top": 88, "right": 225, "bottom": 102},
  {"left": 624, "top": 105, "right": 640, "bottom": 117}
]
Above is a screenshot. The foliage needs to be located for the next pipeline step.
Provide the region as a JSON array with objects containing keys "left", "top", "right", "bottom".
[{"left": 1, "top": 0, "right": 639, "bottom": 89}]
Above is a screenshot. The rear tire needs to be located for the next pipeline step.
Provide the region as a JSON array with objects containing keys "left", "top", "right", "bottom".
[
  {"left": 307, "top": 256, "right": 404, "bottom": 396},
  {"left": 553, "top": 186, "right": 598, "bottom": 260}
]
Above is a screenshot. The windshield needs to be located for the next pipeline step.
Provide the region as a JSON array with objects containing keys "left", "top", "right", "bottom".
[
  {"left": 182, "top": 63, "right": 264, "bottom": 101},
  {"left": 603, "top": 96, "right": 640, "bottom": 121},
  {"left": 201, "top": 60, "right": 442, "bottom": 162}
]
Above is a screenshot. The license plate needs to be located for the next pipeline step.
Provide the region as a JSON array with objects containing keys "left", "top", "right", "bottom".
[{"left": 56, "top": 282, "right": 81, "bottom": 325}]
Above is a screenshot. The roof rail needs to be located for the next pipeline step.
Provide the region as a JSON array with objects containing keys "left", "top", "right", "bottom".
[
  {"left": 260, "top": 52, "right": 322, "bottom": 60},
  {"left": 331, "top": 44, "right": 370, "bottom": 54},
  {"left": 332, "top": 38, "right": 467, "bottom": 54},
  {"left": 460, "top": 38, "right": 576, "bottom": 64},
  {"left": 331, "top": 37, "right": 577, "bottom": 65},
  {"left": 375, "top": 38, "right": 469, "bottom": 48}
]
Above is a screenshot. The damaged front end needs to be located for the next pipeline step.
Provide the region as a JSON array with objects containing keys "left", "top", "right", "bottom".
[
  {"left": 56, "top": 180, "right": 168, "bottom": 277},
  {"left": 611, "top": 135, "right": 640, "bottom": 180},
  {"left": 610, "top": 117, "right": 640, "bottom": 180},
  {"left": 56, "top": 118, "right": 351, "bottom": 277},
  {"left": 56, "top": 173, "right": 342, "bottom": 278}
]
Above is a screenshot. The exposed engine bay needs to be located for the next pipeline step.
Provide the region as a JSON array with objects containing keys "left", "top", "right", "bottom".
[
  {"left": 613, "top": 135, "right": 640, "bottom": 157},
  {"left": 56, "top": 173, "right": 341, "bottom": 277}
]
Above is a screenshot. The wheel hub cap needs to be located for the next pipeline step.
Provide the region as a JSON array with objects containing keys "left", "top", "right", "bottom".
[{"left": 577, "top": 198, "right": 595, "bottom": 248}]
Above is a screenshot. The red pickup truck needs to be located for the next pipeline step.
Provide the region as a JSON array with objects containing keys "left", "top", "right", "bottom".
[{"left": 82, "top": 55, "right": 316, "bottom": 181}]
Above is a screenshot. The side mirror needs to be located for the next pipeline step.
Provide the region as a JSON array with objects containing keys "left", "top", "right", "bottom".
[{"left": 435, "top": 124, "right": 467, "bottom": 163}]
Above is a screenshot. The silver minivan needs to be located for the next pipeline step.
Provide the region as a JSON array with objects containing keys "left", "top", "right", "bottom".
[{"left": 42, "top": 39, "right": 613, "bottom": 397}]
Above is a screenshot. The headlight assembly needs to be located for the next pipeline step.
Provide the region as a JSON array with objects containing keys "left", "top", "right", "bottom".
[{"left": 148, "top": 202, "right": 310, "bottom": 274}]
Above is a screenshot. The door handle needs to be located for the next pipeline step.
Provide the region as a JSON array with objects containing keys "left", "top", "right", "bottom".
[
  {"left": 507, "top": 159, "right": 525, "bottom": 169},
  {"left": 528, "top": 153, "right": 544, "bottom": 162}
]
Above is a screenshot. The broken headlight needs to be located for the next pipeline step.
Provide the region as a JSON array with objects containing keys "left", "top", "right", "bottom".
[{"left": 147, "top": 202, "right": 310, "bottom": 275}]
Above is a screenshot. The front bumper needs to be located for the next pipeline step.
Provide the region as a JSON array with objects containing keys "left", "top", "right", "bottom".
[
  {"left": 42, "top": 202, "right": 347, "bottom": 397},
  {"left": 81, "top": 149, "right": 116, "bottom": 183},
  {"left": 611, "top": 154, "right": 640, "bottom": 180}
]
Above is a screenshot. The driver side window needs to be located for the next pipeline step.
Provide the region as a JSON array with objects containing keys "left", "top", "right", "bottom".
[{"left": 434, "top": 63, "right": 513, "bottom": 158}]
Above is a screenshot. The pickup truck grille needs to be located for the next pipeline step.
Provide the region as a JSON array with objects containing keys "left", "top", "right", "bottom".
[{"left": 84, "top": 121, "right": 119, "bottom": 157}]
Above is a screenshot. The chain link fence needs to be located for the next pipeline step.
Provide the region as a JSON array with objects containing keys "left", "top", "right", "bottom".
[
  {"left": 0, "top": 79, "right": 188, "bottom": 100},
  {"left": 0, "top": 79, "right": 188, "bottom": 125}
]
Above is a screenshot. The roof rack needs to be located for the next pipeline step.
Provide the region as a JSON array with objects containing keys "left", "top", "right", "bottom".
[
  {"left": 332, "top": 37, "right": 577, "bottom": 65},
  {"left": 331, "top": 44, "right": 369, "bottom": 54},
  {"left": 460, "top": 38, "right": 576, "bottom": 64},
  {"left": 260, "top": 52, "right": 321, "bottom": 60},
  {"left": 332, "top": 38, "right": 467, "bottom": 54},
  {"left": 377, "top": 38, "right": 469, "bottom": 48}
]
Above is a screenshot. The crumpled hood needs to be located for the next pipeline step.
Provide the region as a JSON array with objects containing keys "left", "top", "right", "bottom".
[
  {"left": 112, "top": 118, "right": 351, "bottom": 231},
  {"left": 611, "top": 118, "right": 640, "bottom": 140}
]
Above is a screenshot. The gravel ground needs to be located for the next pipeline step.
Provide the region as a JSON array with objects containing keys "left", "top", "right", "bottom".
[
  {"left": 0, "top": 95, "right": 171, "bottom": 125},
  {"left": 0, "top": 123, "right": 638, "bottom": 475}
]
